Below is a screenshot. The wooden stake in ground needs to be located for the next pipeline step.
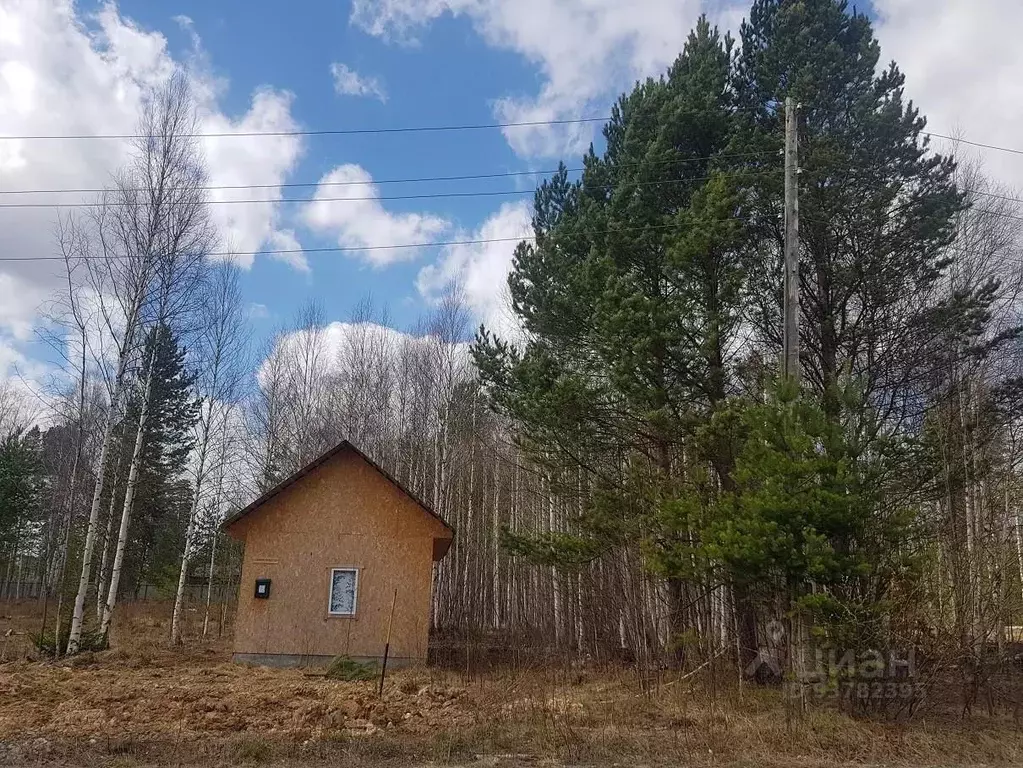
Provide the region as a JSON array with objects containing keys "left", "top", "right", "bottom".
[{"left": 379, "top": 588, "right": 397, "bottom": 697}]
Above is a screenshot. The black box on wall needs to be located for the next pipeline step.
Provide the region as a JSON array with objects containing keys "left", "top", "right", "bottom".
[{"left": 254, "top": 578, "right": 271, "bottom": 599}]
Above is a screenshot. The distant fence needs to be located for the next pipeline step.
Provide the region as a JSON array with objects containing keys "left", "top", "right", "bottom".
[{"left": 0, "top": 581, "right": 236, "bottom": 603}]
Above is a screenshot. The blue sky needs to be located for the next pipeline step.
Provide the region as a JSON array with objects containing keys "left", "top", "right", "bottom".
[
  {"left": 96, "top": 0, "right": 553, "bottom": 336},
  {"left": 2, "top": 0, "right": 1022, "bottom": 400}
]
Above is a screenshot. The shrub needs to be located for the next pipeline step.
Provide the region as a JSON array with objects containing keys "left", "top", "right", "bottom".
[
  {"left": 231, "top": 737, "right": 272, "bottom": 763},
  {"left": 325, "top": 655, "right": 378, "bottom": 681},
  {"left": 32, "top": 618, "right": 107, "bottom": 656}
]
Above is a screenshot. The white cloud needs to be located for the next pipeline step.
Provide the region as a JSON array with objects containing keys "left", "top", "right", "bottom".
[
  {"left": 248, "top": 303, "right": 270, "bottom": 320},
  {"left": 0, "top": 334, "right": 54, "bottom": 428},
  {"left": 200, "top": 88, "right": 304, "bottom": 269},
  {"left": 258, "top": 320, "right": 413, "bottom": 386},
  {"left": 259, "top": 319, "right": 470, "bottom": 397},
  {"left": 873, "top": 0, "right": 1023, "bottom": 192},
  {"left": 0, "top": 1, "right": 304, "bottom": 334},
  {"left": 0, "top": 273, "right": 48, "bottom": 341},
  {"left": 302, "top": 164, "right": 450, "bottom": 266},
  {"left": 266, "top": 229, "right": 308, "bottom": 273},
  {"left": 417, "top": 201, "right": 532, "bottom": 339},
  {"left": 0, "top": 337, "right": 29, "bottom": 381},
  {"left": 319, "top": 321, "right": 415, "bottom": 364},
  {"left": 350, "top": 0, "right": 744, "bottom": 158},
  {"left": 0, "top": 0, "right": 305, "bottom": 393},
  {"left": 330, "top": 62, "right": 387, "bottom": 102}
]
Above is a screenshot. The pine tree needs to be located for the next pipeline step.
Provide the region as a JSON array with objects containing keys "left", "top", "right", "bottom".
[
  {"left": 719, "top": 0, "right": 1018, "bottom": 665},
  {"left": 475, "top": 0, "right": 1019, "bottom": 678},
  {"left": 475, "top": 18, "right": 748, "bottom": 660},
  {"left": 733, "top": 0, "right": 972, "bottom": 421}
]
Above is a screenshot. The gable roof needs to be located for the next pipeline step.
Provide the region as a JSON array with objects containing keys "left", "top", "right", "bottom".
[{"left": 222, "top": 440, "right": 454, "bottom": 541}]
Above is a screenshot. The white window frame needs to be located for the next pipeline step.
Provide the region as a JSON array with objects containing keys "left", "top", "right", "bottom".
[{"left": 328, "top": 567, "right": 360, "bottom": 617}]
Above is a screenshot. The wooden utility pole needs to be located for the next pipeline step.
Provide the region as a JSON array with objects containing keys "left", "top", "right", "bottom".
[{"left": 782, "top": 96, "right": 800, "bottom": 383}]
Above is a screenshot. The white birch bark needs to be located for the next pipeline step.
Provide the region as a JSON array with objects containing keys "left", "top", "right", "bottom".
[
  {"left": 202, "top": 531, "right": 219, "bottom": 639},
  {"left": 491, "top": 463, "right": 501, "bottom": 628},
  {"left": 1012, "top": 484, "right": 1023, "bottom": 610},
  {"left": 203, "top": 419, "right": 231, "bottom": 638},
  {"left": 95, "top": 472, "right": 121, "bottom": 623},
  {"left": 67, "top": 349, "right": 132, "bottom": 654},
  {"left": 99, "top": 344, "right": 157, "bottom": 639},
  {"left": 547, "top": 474, "right": 563, "bottom": 645},
  {"left": 170, "top": 402, "right": 211, "bottom": 644}
]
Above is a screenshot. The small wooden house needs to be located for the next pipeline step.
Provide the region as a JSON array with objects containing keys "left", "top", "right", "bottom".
[{"left": 224, "top": 441, "right": 453, "bottom": 667}]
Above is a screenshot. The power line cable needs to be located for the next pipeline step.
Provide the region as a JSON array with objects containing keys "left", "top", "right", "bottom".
[
  {"left": 2, "top": 170, "right": 549, "bottom": 196},
  {"left": 972, "top": 207, "right": 1023, "bottom": 223},
  {"left": 7, "top": 199, "right": 1022, "bottom": 265},
  {"left": 924, "top": 132, "right": 1023, "bottom": 158},
  {"left": 0, "top": 221, "right": 729, "bottom": 262},
  {"left": 6, "top": 128, "right": 1021, "bottom": 200},
  {"left": 965, "top": 188, "right": 1023, "bottom": 205},
  {"left": 2, "top": 110, "right": 1021, "bottom": 160},
  {"left": 0, "top": 149, "right": 780, "bottom": 196},
  {"left": 2, "top": 188, "right": 533, "bottom": 210},
  {"left": 0, "top": 116, "right": 612, "bottom": 141},
  {"left": 3, "top": 139, "right": 1017, "bottom": 201},
  {"left": 0, "top": 170, "right": 784, "bottom": 210}
]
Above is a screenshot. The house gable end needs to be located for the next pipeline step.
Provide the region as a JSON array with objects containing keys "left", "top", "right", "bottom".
[{"left": 224, "top": 442, "right": 452, "bottom": 558}]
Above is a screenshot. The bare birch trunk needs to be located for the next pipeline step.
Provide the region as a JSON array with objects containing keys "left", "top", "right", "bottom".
[
  {"left": 48, "top": 404, "right": 85, "bottom": 656},
  {"left": 95, "top": 470, "right": 121, "bottom": 623},
  {"left": 547, "top": 474, "right": 563, "bottom": 646},
  {"left": 202, "top": 532, "right": 219, "bottom": 639},
  {"left": 51, "top": 465, "right": 79, "bottom": 657},
  {"left": 965, "top": 388, "right": 983, "bottom": 651},
  {"left": 99, "top": 347, "right": 157, "bottom": 639},
  {"left": 462, "top": 410, "right": 475, "bottom": 617},
  {"left": 171, "top": 415, "right": 211, "bottom": 644},
  {"left": 203, "top": 415, "right": 233, "bottom": 638},
  {"left": 67, "top": 367, "right": 124, "bottom": 653},
  {"left": 1013, "top": 488, "right": 1023, "bottom": 610},
  {"left": 491, "top": 465, "right": 501, "bottom": 628}
]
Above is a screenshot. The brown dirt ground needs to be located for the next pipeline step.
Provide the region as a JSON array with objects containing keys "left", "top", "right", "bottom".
[{"left": 2, "top": 599, "right": 1023, "bottom": 767}]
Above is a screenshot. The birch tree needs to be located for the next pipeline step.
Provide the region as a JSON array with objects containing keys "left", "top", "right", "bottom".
[
  {"left": 97, "top": 74, "right": 214, "bottom": 641},
  {"left": 171, "top": 262, "right": 247, "bottom": 644},
  {"left": 38, "top": 218, "right": 97, "bottom": 655},
  {"left": 248, "top": 329, "right": 290, "bottom": 492},
  {"left": 66, "top": 137, "right": 158, "bottom": 654}
]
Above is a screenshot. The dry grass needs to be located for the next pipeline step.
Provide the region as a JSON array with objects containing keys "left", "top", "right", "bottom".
[{"left": 1, "top": 599, "right": 1022, "bottom": 766}]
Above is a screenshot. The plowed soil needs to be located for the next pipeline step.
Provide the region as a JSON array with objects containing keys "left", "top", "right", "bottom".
[
  {"left": 0, "top": 651, "right": 473, "bottom": 741},
  {"left": 3, "top": 601, "right": 1023, "bottom": 767}
]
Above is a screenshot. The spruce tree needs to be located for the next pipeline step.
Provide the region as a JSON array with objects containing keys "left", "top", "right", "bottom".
[
  {"left": 0, "top": 429, "right": 44, "bottom": 557},
  {"left": 117, "top": 324, "right": 199, "bottom": 594}
]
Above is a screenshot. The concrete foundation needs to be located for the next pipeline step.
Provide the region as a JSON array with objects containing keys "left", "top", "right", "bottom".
[{"left": 232, "top": 652, "right": 421, "bottom": 669}]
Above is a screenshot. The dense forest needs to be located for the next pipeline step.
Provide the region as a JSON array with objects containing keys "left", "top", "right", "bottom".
[{"left": 2, "top": 0, "right": 1022, "bottom": 711}]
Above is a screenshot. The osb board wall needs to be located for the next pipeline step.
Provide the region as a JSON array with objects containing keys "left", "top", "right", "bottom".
[{"left": 229, "top": 448, "right": 451, "bottom": 661}]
